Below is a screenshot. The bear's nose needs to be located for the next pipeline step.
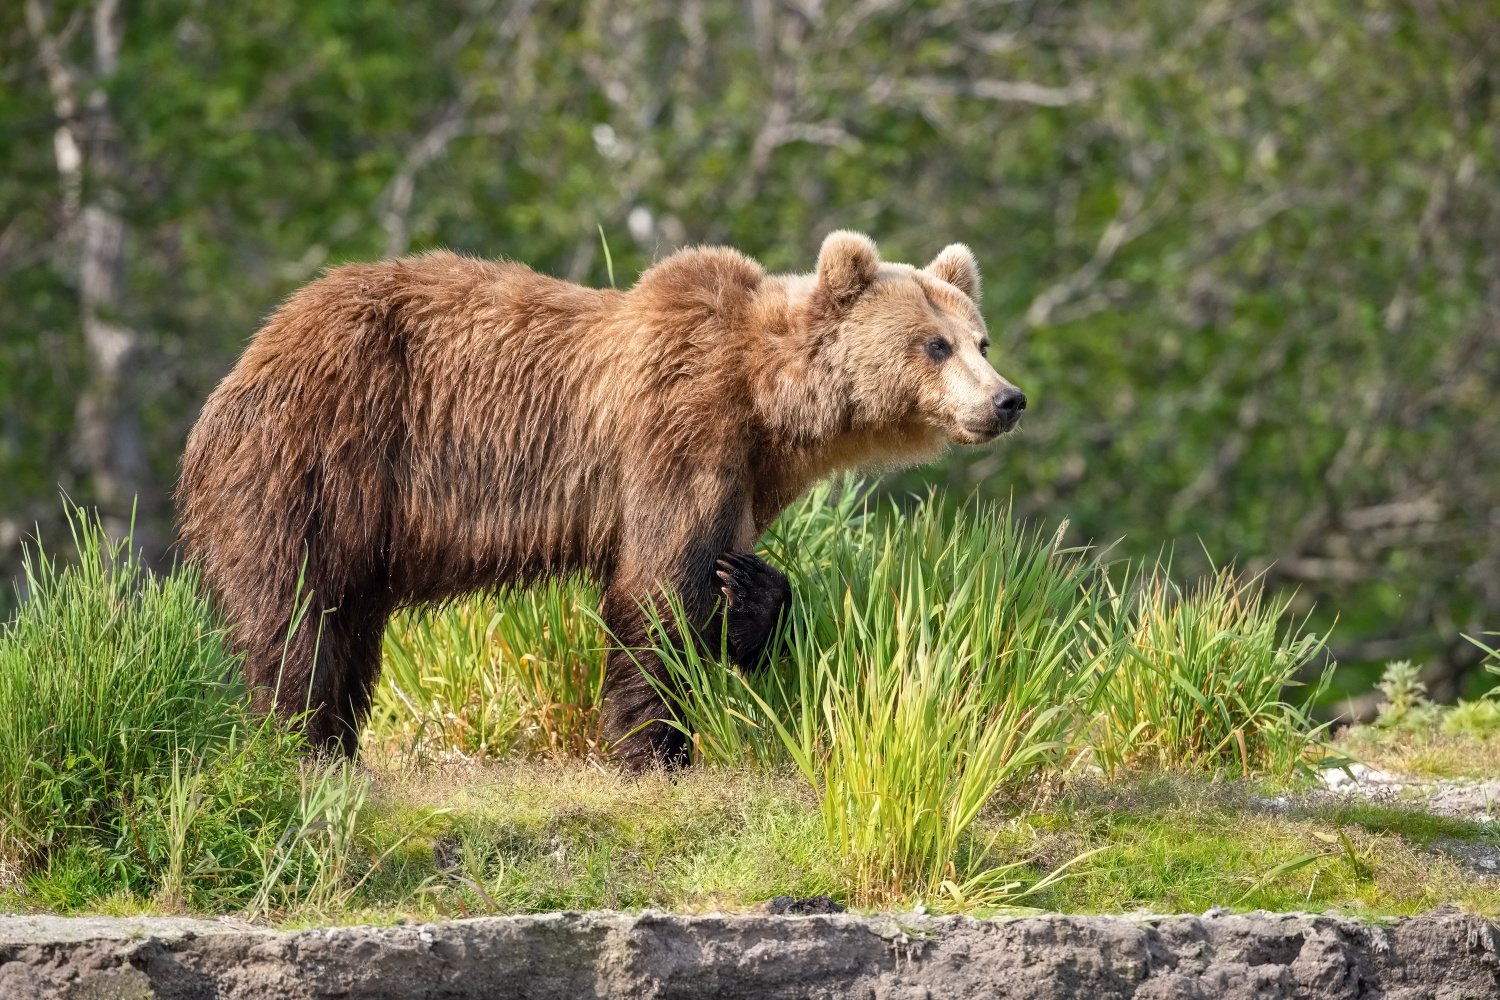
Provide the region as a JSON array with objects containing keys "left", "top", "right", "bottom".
[{"left": 994, "top": 387, "right": 1027, "bottom": 421}]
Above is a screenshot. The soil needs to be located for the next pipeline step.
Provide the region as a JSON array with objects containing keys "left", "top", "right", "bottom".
[
  {"left": 2, "top": 906, "right": 1497, "bottom": 999},
  {"left": 1319, "top": 763, "right": 1500, "bottom": 824}
]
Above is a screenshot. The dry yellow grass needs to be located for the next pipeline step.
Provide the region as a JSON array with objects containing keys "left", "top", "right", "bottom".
[
  {"left": 1337, "top": 729, "right": 1500, "bottom": 781},
  {"left": 351, "top": 755, "right": 839, "bottom": 916}
]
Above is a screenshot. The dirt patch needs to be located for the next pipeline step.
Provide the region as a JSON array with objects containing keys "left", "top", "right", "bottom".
[
  {"left": 1, "top": 907, "right": 1497, "bottom": 999},
  {"left": 1319, "top": 763, "right": 1500, "bottom": 823}
]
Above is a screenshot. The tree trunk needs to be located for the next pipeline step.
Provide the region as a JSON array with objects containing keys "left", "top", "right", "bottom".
[{"left": 28, "top": 0, "right": 151, "bottom": 547}]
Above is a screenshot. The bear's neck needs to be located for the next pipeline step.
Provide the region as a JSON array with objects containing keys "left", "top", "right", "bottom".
[
  {"left": 750, "top": 418, "right": 948, "bottom": 531},
  {"left": 746, "top": 277, "right": 948, "bottom": 520}
]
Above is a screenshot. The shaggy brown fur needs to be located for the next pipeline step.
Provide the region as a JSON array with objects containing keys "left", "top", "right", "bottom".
[{"left": 178, "top": 231, "right": 1023, "bottom": 767}]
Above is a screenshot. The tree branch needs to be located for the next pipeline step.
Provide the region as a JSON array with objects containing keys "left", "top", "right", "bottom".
[
  {"left": 375, "top": 0, "right": 536, "bottom": 258},
  {"left": 1024, "top": 184, "right": 1145, "bottom": 329},
  {"left": 28, "top": 0, "right": 147, "bottom": 539},
  {"left": 1169, "top": 326, "right": 1294, "bottom": 515},
  {"left": 379, "top": 105, "right": 471, "bottom": 259},
  {"left": 871, "top": 74, "right": 1096, "bottom": 109}
]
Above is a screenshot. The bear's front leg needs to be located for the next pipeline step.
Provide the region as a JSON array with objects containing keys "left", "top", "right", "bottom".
[
  {"left": 599, "top": 583, "right": 691, "bottom": 773},
  {"left": 715, "top": 552, "right": 792, "bottom": 669},
  {"left": 599, "top": 486, "right": 764, "bottom": 771}
]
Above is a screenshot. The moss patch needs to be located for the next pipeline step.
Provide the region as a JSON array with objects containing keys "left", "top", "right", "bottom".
[{"left": 991, "top": 774, "right": 1500, "bottom": 917}]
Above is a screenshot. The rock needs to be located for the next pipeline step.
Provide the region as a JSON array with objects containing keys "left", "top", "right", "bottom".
[
  {"left": 1316, "top": 765, "right": 1500, "bottom": 824},
  {"left": 753, "top": 895, "right": 846, "bottom": 915},
  {"left": 1319, "top": 763, "right": 1403, "bottom": 793},
  {"left": 0, "top": 908, "right": 1495, "bottom": 999}
]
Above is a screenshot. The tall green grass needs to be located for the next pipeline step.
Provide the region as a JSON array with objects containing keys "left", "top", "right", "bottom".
[
  {"left": 0, "top": 508, "right": 242, "bottom": 850},
  {"left": 2, "top": 491, "right": 1336, "bottom": 915},
  {"left": 375, "top": 598, "right": 520, "bottom": 757},
  {"left": 375, "top": 482, "right": 1335, "bottom": 907},
  {"left": 0, "top": 505, "right": 375, "bottom": 916},
  {"left": 777, "top": 495, "right": 1097, "bottom": 907},
  {"left": 644, "top": 484, "right": 1103, "bottom": 905},
  {"left": 1084, "top": 566, "right": 1333, "bottom": 777},
  {"left": 372, "top": 578, "right": 604, "bottom": 759}
]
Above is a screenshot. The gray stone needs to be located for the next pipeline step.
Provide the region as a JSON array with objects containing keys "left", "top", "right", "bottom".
[{"left": 0, "top": 908, "right": 1494, "bottom": 999}]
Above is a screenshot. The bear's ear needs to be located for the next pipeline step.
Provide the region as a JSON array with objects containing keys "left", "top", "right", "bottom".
[
  {"left": 925, "top": 243, "right": 981, "bottom": 303},
  {"left": 815, "top": 230, "right": 880, "bottom": 306}
]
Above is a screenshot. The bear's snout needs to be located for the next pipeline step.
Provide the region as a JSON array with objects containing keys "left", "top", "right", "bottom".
[{"left": 993, "top": 386, "right": 1027, "bottom": 432}]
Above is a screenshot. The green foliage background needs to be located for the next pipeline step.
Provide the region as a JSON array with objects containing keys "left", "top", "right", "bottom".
[{"left": 2, "top": 0, "right": 1497, "bottom": 700}]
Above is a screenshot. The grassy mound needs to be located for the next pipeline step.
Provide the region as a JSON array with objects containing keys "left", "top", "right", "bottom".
[
  {"left": 0, "top": 508, "right": 373, "bottom": 915},
  {"left": 374, "top": 482, "right": 1334, "bottom": 910},
  {"left": 353, "top": 760, "right": 1499, "bottom": 920},
  {"left": 9, "top": 485, "right": 1463, "bottom": 922}
]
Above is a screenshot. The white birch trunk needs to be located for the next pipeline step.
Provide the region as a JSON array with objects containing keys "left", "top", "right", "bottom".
[{"left": 27, "top": 0, "right": 148, "bottom": 542}]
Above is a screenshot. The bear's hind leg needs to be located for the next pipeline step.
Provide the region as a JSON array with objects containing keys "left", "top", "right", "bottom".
[
  {"left": 715, "top": 553, "right": 792, "bottom": 670},
  {"left": 236, "top": 587, "right": 351, "bottom": 755},
  {"left": 601, "top": 648, "right": 690, "bottom": 772},
  {"left": 295, "top": 620, "right": 352, "bottom": 756},
  {"left": 316, "top": 598, "right": 393, "bottom": 759}
]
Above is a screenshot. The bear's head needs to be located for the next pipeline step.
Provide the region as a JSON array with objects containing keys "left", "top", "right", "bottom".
[{"left": 808, "top": 230, "right": 1025, "bottom": 453}]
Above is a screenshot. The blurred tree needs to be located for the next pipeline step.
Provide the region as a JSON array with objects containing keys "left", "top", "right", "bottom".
[
  {"left": 24, "top": 0, "right": 149, "bottom": 545},
  {"left": 1, "top": 0, "right": 1495, "bottom": 704}
]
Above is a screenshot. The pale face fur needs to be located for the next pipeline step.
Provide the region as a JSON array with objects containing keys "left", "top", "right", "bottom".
[
  {"left": 840, "top": 263, "right": 1015, "bottom": 447},
  {"left": 766, "top": 233, "right": 1024, "bottom": 482}
]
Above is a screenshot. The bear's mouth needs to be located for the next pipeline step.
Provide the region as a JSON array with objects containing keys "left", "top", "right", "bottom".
[
  {"left": 953, "top": 420, "right": 1004, "bottom": 445},
  {"left": 954, "top": 406, "right": 1024, "bottom": 442},
  {"left": 962, "top": 401, "right": 1024, "bottom": 441}
]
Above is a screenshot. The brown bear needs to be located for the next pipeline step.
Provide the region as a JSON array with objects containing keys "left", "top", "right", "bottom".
[{"left": 177, "top": 231, "right": 1025, "bottom": 767}]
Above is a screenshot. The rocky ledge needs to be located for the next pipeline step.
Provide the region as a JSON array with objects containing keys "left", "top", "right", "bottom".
[{"left": 1, "top": 906, "right": 1496, "bottom": 999}]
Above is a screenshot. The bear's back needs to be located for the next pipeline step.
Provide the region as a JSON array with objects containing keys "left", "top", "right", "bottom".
[{"left": 183, "top": 251, "right": 631, "bottom": 593}]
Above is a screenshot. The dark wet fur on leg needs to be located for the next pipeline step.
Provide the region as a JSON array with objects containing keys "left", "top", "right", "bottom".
[
  {"left": 602, "top": 653, "right": 691, "bottom": 773},
  {"left": 599, "top": 583, "right": 694, "bottom": 772},
  {"left": 604, "top": 552, "right": 790, "bottom": 772},
  {"left": 715, "top": 552, "right": 792, "bottom": 670}
]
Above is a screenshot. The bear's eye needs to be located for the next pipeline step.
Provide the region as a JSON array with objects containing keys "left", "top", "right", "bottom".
[
  {"left": 978, "top": 338, "right": 990, "bottom": 358},
  {"left": 924, "top": 337, "right": 952, "bottom": 363}
]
